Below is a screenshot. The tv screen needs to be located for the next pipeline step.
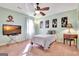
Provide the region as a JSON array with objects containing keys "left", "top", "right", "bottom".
[{"left": 3, "top": 24, "right": 21, "bottom": 36}]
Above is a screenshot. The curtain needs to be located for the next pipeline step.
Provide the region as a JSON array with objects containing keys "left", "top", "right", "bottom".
[{"left": 27, "top": 19, "right": 35, "bottom": 39}]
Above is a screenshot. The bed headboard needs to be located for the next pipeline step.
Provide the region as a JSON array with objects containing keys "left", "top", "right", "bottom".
[{"left": 47, "top": 30, "right": 56, "bottom": 34}]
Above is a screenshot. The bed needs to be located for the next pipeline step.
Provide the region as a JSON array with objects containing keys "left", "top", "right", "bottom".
[{"left": 31, "top": 34, "right": 56, "bottom": 50}]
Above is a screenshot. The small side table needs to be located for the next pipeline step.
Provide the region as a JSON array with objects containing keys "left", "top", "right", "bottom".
[{"left": 63, "top": 34, "right": 78, "bottom": 48}]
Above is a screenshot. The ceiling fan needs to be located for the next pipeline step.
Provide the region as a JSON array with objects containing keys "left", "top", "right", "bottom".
[{"left": 34, "top": 3, "right": 49, "bottom": 16}]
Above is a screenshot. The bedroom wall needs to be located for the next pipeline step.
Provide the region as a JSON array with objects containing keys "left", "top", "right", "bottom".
[
  {"left": 0, "top": 7, "right": 32, "bottom": 46},
  {"left": 76, "top": 6, "right": 79, "bottom": 48},
  {"left": 36, "top": 9, "right": 78, "bottom": 42}
]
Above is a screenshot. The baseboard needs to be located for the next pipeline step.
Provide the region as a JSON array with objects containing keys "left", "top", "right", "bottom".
[{"left": 0, "top": 39, "right": 28, "bottom": 47}]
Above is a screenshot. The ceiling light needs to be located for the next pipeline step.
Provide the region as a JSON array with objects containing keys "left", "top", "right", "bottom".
[{"left": 35, "top": 10, "right": 40, "bottom": 14}]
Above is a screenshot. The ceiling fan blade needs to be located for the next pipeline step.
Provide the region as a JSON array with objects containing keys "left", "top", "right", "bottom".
[
  {"left": 40, "top": 12, "right": 45, "bottom": 16},
  {"left": 40, "top": 7, "right": 49, "bottom": 11}
]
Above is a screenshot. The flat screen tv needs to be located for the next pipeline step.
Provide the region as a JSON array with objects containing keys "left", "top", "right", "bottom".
[{"left": 3, "top": 24, "right": 21, "bottom": 36}]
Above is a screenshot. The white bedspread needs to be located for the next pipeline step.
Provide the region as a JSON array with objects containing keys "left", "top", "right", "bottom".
[{"left": 31, "top": 34, "right": 56, "bottom": 49}]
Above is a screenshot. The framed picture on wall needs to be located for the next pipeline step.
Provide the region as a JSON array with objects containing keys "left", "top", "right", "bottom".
[
  {"left": 52, "top": 19, "right": 57, "bottom": 28},
  {"left": 45, "top": 20, "right": 49, "bottom": 28},
  {"left": 40, "top": 21, "right": 43, "bottom": 28},
  {"left": 61, "top": 17, "right": 68, "bottom": 28}
]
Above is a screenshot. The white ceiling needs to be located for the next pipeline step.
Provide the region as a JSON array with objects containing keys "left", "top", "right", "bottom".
[
  {"left": 0, "top": 3, "right": 78, "bottom": 18},
  {"left": 0, "top": 3, "right": 26, "bottom": 14}
]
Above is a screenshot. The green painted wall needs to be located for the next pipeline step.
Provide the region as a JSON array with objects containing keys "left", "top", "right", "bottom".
[{"left": 0, "top": 7, "right": 32, "bottom": 46}]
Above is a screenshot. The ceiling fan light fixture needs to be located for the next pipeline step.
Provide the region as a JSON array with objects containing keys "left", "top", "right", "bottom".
[
  {"left": 35, "top": 10, "right": 40, "bottom": 14},
  {"left": 34, "top": 3, "right": 49, "bottom": 16}
]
